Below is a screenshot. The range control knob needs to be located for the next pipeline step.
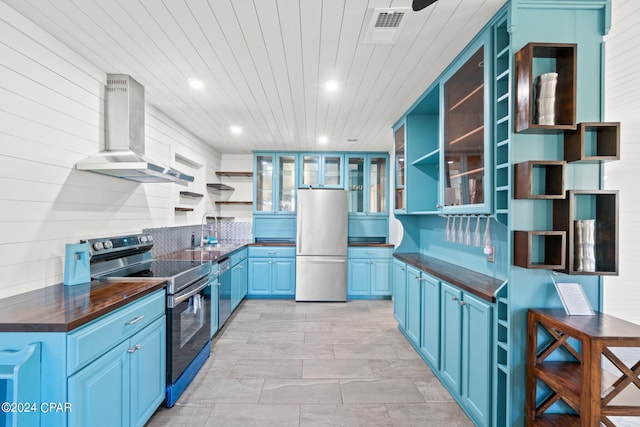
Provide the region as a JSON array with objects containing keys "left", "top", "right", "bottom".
[
  {"left": 139, "top": 235, "right": 147, "bottom": 243},
  {"left": 92, "top": 241, "right": 104, "bottom": 251},
  {"left": 147, "top": 235, "right": 153, "bottom": 242},
  {"left": 103, "top": 240, "right": 113, "bottom": 249}
]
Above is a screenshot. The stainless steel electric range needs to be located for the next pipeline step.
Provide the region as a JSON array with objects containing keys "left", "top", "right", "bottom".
[{"left": 85, "top": 233, "right": 212, "bottom": 407}]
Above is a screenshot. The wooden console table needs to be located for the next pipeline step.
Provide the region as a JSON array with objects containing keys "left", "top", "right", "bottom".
[{"left": 526, "top": 309, "right": 640, "bottom": 426}]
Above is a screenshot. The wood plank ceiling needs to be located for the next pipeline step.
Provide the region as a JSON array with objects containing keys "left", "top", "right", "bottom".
[{"left": 4, "top": 0, "right": 507, "bottom": 154}]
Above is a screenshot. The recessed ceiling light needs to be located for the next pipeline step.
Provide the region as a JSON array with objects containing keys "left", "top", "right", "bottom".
[
  {"left": 188, "top": 78, "right": 204, "bottom": 90},
  {"left": 230, "top": 125, "right": 242, "bottom": 135},
  {"left": 318, "top": 136, "right": 329, "bottom": 144},
  {"left": 324, "top": 80, "right": 339, "bottom": 92}
]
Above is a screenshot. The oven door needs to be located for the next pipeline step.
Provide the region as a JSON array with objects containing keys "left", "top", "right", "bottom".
[{"left": 166, "top": 275, "right": 211, "bottom": 384}]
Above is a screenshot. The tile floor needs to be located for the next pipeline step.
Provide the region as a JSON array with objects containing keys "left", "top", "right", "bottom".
[{"left": 146, "top": 299, "right": 473, "bottom": 426}]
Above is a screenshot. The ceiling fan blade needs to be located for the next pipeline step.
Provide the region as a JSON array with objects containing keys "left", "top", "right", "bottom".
[{"left": 412, "top": 0, "right": 438, "bottom": 11}]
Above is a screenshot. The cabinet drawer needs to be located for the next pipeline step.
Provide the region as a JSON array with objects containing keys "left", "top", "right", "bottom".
[
  {"left": 249, "top": 246, "right": 295, "bottom": 258},
  {"left": 348, "top": 247, "right": 393, "bottom": 259},
  {"left": 230, "top": 248, "right": 248, "bottom": 266},
  {"left": 67, "top": 290, "right": 165, "bottom": 374}
]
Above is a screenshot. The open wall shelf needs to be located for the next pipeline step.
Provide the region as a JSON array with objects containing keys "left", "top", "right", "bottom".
[
  {"left": 514, "top": 230, "right": 566, "bottom": 269},
  {"left": 553, "top": 190, "right": 618, "bottom": 275},
  {"left": 179, "top": 191, "right": 204, "bottom": 198},
  {"left": 515, "top": 43, "right": 577, "bottom": 133},
  {"left": 514, "top": 160, "right": 566, "bottom": 199},
  {"left": 216, "top": 171, "right": 253, "bottom": 177},
  {"left": 207, "top": 183, "right": 235, "bottom": 191},
  {"left": 564, "top": 122, "right": 620, "bottom": 163}
]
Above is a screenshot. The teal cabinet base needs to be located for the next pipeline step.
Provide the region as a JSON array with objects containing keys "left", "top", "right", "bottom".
[{"left": 245, "top": 295, "right": 295, "bottom": 300}]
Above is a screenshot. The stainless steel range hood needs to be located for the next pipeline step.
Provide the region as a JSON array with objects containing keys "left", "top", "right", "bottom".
[{"left": 76, "top": 74, "right": 194, "bottom": 185}]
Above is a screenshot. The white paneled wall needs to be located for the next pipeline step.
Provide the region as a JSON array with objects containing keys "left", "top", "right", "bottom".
[
  {"left": 0, "top": 2, "right": 221, "bottom": 298},
  {"left": 604, "top": 0, "right": 640, "bottom": 324}
]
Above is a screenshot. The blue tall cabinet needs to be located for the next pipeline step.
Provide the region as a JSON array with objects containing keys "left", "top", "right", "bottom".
[{"left": 391, "top": 1, "right": 614, "bottom": 426}]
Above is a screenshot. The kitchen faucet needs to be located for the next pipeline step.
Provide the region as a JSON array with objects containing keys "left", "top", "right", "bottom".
[{"left": 200, "top": 211, "right": 219, "bottom": 246}]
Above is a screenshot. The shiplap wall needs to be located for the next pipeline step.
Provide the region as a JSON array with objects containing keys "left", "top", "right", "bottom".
[
  {"left": 0, "top": 2, "right": 221, "bottom": 298},
  {"left": 604, "top": 0, "right": 640, "bottom": 325}
]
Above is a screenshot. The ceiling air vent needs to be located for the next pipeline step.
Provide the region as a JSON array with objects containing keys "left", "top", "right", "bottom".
[{"left": 363, "top": 8, "right": 409, "bottom": 45}]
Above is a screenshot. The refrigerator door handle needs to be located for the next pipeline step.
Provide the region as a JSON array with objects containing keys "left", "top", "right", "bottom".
[{"left": 297, "top": 204, "right": 302, "bottom": 255}]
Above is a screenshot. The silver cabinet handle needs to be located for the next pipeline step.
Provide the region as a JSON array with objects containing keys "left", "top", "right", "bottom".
[
  {"left": 125, "top": 315, "right": 145, "bottom": 326},
  {"left": 451, "top": 296, "right": 459, "bottom": 302},
  {"left": 366, "top": 252, "right": 375, "bottom": 255},
  {"left": 267, "top": 251, "right": 277, "bottom": 255},
  {"left": 400, "top": 267, "right": 405, "bottom": 271},
  {"left": 127, "top": 344, "right": 142, "bottom": 353},
  {"left": 459, "top": 301, "right": 467, "bottom": 306},
  {"left": 239, "top": 265, "right": 244, "bottom": 269}
]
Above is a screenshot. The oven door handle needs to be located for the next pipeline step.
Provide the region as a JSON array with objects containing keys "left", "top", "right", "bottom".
[{"left": 170, "top": 276, "right": 210, "bottom": 307}]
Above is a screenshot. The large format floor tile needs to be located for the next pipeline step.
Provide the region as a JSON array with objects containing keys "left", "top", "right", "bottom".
[{"left": 146, "top": 299, "right": 473, "bottom": 426}]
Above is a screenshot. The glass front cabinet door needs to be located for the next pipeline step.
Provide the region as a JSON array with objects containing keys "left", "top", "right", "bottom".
[
  {"left": 346, "top": 154, "right": 388, "bottom": 214},
  {"left": 254, "top": 153, "right": 297, "bottom": 214},
  {"left": 394, "top": 123, "right": 406, "bottom": 212},
  {"left": 300, "top": 153, "right": 343, "bottom": 188},
  {"left": 441, "top": 37, "right": 491, "bottom": 213}
]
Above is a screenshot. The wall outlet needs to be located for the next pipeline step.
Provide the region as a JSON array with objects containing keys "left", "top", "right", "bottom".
[{"left": 485, "top": 245, "right": 495, "bottom": 263}]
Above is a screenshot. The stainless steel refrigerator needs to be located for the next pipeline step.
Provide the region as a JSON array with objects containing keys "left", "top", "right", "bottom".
[{"left": 295, "top": 188, "right": 348, "bottom": 301}]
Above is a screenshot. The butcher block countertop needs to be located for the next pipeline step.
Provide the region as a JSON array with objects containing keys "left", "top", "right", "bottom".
[
  {"left": 0, "top": 279, "right": 166, "bottom": 333},
  {"left": 393, "top": 252, "right": 505, "bottom": 303}
]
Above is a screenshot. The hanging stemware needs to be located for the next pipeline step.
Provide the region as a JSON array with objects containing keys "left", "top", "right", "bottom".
[
  {"left": 483, "top": 215, "right": 492, "bottom": 248},
  {"left": 445, "top": 216, "right": 451, "bottom": 242},
  {"left": 450, "top": 216, "right": 456, "bottom": 243},
  {"left": 473, "top": 215, "right": 482, "bottom": 247},
  {"left": 464, "top": 216, "right": 471, "bottom": 245},
  {"left": 457, "top": 215, "right": 464, "bottom": 244}
]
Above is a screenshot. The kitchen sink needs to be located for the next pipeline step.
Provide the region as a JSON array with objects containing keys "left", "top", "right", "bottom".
[{"left": 184, "top": 245, "right": 238, "bottom": 252}]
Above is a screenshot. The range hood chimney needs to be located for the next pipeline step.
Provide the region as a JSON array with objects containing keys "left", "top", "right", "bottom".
[{"left": 76, "top": 74, "right": 194, "bottom": 185}]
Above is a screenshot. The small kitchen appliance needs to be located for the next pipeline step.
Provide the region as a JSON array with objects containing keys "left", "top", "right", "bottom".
[{"left": 84, "top": 233, "right": 212, "bottom": 407}]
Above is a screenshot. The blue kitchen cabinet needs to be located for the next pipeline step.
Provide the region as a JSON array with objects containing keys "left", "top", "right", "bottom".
[
  {"left": 419, "top": 274, "right": 440, "bottom": 368},
  {"left": 67, "top": 294, "right": 166, "bottom": 427},
  {"left": 405, "top": 265, "right": 422, "bottom": 346},
  {"left": 347, "top": 247, "right": 392, "bottom": 298},
  {"left": 231, "top": 257, "right": 248, "bottom": 311},
  {"left": 210, "top": 277, "right": 219, "bottom": 337},
  {"left": 247, "top": 246, "right": 295, "bottom": 297},
  {"left": 299, "top": 153, "right": 344, "bottom": 188},
  {"left": 67, "top": 340, "right": 129, "bottom": 427},
  {"left": 392, "top": 259, "right": 407, "bottom": 329},
  {"left": 440, "top": 282, "right": 492, "bottom": 426}
]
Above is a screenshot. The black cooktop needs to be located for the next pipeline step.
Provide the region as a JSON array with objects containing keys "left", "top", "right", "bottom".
[{"left": 99, "top": 260, "right": 206, "bottom": 279}]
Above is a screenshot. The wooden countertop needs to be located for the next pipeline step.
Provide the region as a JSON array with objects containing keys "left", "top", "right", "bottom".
[
  {"left": 0, "top": 279, "right": 166, "bottom": 333},
  {"left": 530, "top": 309, "right": 640, "bottom": 339},
  {"left": 393, "top": 253, "right": 505, "bottom": 303}
]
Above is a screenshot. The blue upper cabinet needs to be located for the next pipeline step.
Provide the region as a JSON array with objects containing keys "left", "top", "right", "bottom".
[
  {"left": 440, "top": 34, "right": 492, "bottom": 214},
  {"left": 254, "top": 153, "right": 297, "bottom": 214},
  {"left": 253, "top": 152, "right": 297, "bottom": 242},
  {"left": 299, "top": 153, "right": 344, "bottom": 188},
  {"left": 393, "top": 32, "right": 493, "bottom": 215}
]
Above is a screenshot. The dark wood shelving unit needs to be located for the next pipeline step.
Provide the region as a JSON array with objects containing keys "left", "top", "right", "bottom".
[
  {"left": 174, "top": 207, "right": 194, "bottom": 212},
  {"left": 214, "top": 201, "right": 252, "bottom": 205},
  {"left": 207, "top": 183, "right": 235, "bottom": 191},
  {"left": 515, "top": 43, "right": 577, "bottom": 133},
  {"left": 553, "top": 190, "right": 618, "bottom": 275},
  {"left": 514, "top": 230, "right": 566, "bottom": 269},
  {"left": 564, "top": 122, "right": 620, "bottom": 162},
  {"left": 527, "top": 309, "right": 640, "bottom": 426},
  {"left": 514, "top": 160, "right": 566, "bottom": 199},
  {"left": 179, "top": 191, "right": 204, "bottom": 198},
  {"left": 215, "top": 171, "right": 253, "bottom": 177}
]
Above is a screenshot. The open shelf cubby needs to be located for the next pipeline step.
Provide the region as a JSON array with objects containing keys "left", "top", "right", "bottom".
[
  {"left": 564, "top": 122, "right": 620, "bottom": 163},
  {"left": 553, "top": 190, "right": 618, "bottom": 275},
  {"left": 514, "top": 160, "right": 566, "bottom": 199},
  {"left": 515, "top": 43, "right": 577, "bottom": 133},
  {"left": 514, "top": 230, "right": 566, "bottom": 269}
]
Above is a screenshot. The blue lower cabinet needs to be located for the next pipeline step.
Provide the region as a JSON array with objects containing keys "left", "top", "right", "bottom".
[
  {"left": 420, "top": 274, "right": 440, "bottom": 368},
  {"left": 393, "top": 265, "right": 493, "bottom": 427},
  {"left": 247, "top": 247, "right": 296, "bottom": 297},
  {"left": 231, "top": 258, "right": 248, "bottom": 310},
  {"left": 347, "top": 247, "right": 392, "bottom": 299},
  {"left": 392, "top": 260, "right": 407, "bottom": 328},
  {"left": 68, "top": 316, "right": 165, "bottom": 427},
  {"left": 405, "top": 266, "right": 422, "bottom": 346}
]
